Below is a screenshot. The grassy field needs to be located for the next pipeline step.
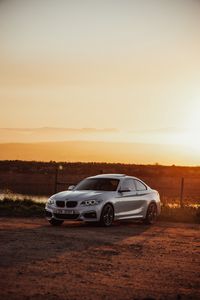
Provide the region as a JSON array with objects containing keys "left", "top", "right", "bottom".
[
  {"left": 0, "top": 198, "right": 199, "bottom": 223},
  {"left": 0, "top": 198, "right": 44, "bottom": 217},
  {"left": 0, "top": 161, "right": 200, "bottom": 206},
  {"left": 0, "top": 161, "right": 199, "bottom": 223}
]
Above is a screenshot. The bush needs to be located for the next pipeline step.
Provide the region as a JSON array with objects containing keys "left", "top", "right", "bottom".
[
  {"left": 159, "top": 206, "right": 200, "bottom": 223},
  {"left": 0, "top": 198, "right": 199, "bottom": 223},
  {"left": 0, "top": 198, "right": 45, "bottom": 217}
]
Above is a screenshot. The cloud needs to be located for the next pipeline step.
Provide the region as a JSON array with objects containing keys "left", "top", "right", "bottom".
[
  {"left": 129, "top": 127, "right": 187, "bottom": 134},
  {"left": 0, "top": 127, "right": 119, "bottom": 143}
]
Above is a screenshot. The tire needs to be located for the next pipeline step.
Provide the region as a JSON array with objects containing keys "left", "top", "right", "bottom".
[
  {"left": 100, "top": 204, "right": 114, "bottom": 227},
  {"left": 144, "top": 202, "right": 157, "bottom": 225},
  {"left": 49, "top": 218, "right": 64, "bottom": 226}
]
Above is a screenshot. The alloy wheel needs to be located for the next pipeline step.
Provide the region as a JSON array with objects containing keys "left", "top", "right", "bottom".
[{"left": 100, "top": 204, "right": 114, "bottom": 227}]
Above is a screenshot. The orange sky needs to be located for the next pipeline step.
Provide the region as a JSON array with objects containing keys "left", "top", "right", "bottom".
[{"left": 0, "top": 0, "right": 200, "bottom": 165}]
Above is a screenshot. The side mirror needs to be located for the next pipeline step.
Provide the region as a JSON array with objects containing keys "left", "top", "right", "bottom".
[
  {"left": 68, "top": 185, "right": 75, "bottom": 191},
  {"left": 118, "top": 188, "right": 131, "bottom": 193}
]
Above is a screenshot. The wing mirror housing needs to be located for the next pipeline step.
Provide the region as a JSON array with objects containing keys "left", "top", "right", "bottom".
[{"left": 68, "top": 185, "right": 75, "bottom": 191}]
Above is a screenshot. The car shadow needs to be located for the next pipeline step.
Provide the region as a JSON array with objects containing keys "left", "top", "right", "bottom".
[{"left": 0, "top": 218, "right": 155, "bottom": 268}]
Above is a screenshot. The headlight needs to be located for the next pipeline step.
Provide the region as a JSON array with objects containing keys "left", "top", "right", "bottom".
[
  {"left": 47, "top": 198, "right": 55, "bottom": 205},
  {"left": 81, "top": 199, "right": 100, "bottom": 206}
]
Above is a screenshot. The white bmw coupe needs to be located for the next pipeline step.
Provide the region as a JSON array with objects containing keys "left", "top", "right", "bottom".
[{"left": 45, "top": 174, "right": 161, "bottom": 226}]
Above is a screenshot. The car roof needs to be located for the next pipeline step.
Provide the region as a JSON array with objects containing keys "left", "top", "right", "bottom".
[
  {"left": 88, "top": 174, "right": 140, "bottom": 180},
  {"left": 88, "top": 174, "right": 148, "bottom": 182},
  {"left": 88, "top": 174, "right": 126, "bottom": 179}
]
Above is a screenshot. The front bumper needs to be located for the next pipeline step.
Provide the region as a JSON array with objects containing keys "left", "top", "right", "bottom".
[{"left": 45, "top": 205, "right": 101, "bottom": 222}]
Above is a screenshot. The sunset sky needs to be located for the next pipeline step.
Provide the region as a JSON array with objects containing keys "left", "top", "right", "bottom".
[{"left": 0, "top": 0, "right": 200, "bottom": 165}]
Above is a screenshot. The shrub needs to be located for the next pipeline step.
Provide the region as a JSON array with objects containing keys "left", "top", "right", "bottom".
[
  {"left": 159, "top": 206, "right": 200, "bottom": 223},
  {"left": 0, "top": 198, "right": 44, "bottom": 217}
]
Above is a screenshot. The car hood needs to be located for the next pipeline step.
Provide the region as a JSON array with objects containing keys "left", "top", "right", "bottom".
[{"left": 52, "top": 190, "right": 108, "bottom": 201}]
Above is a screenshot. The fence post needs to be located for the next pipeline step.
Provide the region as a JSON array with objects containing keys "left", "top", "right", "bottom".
[
  {"left": 180, "top": 177, "right": 184, "bottom": 208},
  {"left": 54, "top": 164, "right": 63, "bottom": 194},
  {"left": 54, "top": 165, "right": 58, "bottom": 194}
]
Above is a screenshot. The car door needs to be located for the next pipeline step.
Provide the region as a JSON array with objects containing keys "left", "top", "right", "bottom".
[{"left": 114, "top": 178, "right": 143, "bottom": 219}]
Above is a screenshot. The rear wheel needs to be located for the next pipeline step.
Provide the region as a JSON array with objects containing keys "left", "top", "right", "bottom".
[
  {"left": 144, "top": 203, "right": 157, "bottom": 225},
  {"left": 49, "top": 218, "right": 64, "bottom": 226},
  {"left": 100, "top": 204, "right": 114, "bottom": 227}
]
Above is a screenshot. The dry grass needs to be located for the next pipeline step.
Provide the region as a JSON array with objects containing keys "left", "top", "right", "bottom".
[
  {"left": 0, "top": 198, "right": 199, "bottom": 223},
  {"left": 0, "top": 198, "right": 44, "bottom": 217}
]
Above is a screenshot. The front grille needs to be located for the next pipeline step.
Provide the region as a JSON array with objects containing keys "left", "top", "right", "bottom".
[
  {"left": 66, "top": 201, "right": 77, "bottom": 208},
  {"left": 56, "top": 201, "right": 65, "bottom": 208},
  {"left": 54, "top": 213, "right": 79, "bottom": 220}
]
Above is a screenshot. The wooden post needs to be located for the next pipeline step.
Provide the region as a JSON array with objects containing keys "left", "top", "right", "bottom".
[
  {"left": 54, "top": 165, "right": 58, "bottom": 194},
  {"left": 180, "top": 177, "right": 184, "bottom": 208},
  {"left": 54, "top": 164, "right": 63, "bottom": 194}
]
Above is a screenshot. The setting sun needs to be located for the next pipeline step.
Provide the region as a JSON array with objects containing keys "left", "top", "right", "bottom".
[
  {"left": 0, "top": 0, "right": 200, "bottom": 166},
  {"left": 178, "top": 105, "right": 200, "bottom": 150}
]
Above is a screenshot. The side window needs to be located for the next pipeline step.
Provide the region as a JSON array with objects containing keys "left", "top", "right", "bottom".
[
  {"left": 121, "top": 179, "right": 136, "bottom": 191},
  {"left": 135, "top": 180, "right": 147, "bottom": 191}
]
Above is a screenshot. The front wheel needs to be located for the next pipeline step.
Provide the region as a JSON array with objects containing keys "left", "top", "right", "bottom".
[
  {"left": 144, "top": 203, "right": 157, "bottom": 225},
  {"left": 100, "top": 204, "right": 114, "bottom": 227},
  {"left": 49, "top": 218, "right": 64, "bottom": 226}
]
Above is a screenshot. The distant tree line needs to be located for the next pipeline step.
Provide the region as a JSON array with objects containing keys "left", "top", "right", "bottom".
[{"left": 0, "top": 160, "right": 200, "bottom": 177}]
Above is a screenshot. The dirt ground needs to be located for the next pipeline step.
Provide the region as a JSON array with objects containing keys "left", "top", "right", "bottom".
[{"left": 0, "top": 218, "right": 199, "bottom": 300}]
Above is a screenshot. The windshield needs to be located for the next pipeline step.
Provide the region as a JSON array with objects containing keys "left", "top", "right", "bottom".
[{"left": 75, "top": 178, "right": 120, "bottom": 191}]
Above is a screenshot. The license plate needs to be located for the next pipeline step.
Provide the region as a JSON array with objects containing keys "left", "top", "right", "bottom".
[{"left": 55, "top": 209, "right": 75, "bottom": 214}]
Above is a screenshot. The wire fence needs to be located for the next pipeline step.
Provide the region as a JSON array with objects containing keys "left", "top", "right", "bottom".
[
  {"left": 0, "top": 170, "right": 200, "bottom": 207},
  {"left": 0, "top": 174, "right": 200, "bottom": 207}
]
